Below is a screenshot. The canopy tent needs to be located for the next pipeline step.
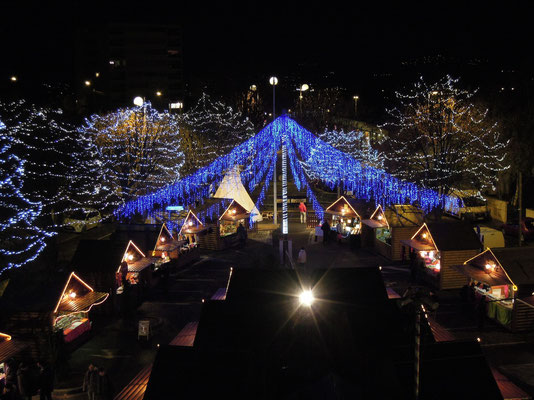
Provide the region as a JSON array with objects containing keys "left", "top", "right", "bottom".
[{"left": 213, "top": 166, "right": 262, "bottom": 222}]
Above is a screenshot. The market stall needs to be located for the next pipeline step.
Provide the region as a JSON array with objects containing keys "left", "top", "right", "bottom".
[
  {"left": 400, "top": 222, "right": 482, "bottom": 290},
  {"left": 362, "top": 204, "right": 423, "bottom": 260},
  {"left": 455, "top": 247, "right": 534, "bottom": 332},
  {"left": 197, "top": 199, "right": 250, "bottom": 250},
  {"left": 152, "top": 223, "right": 186, "bottom": 261},
  {"left": 116, "top": 240, "right": 157, "bottom": 288},
  {"left": 53, "top": 272, "right": 109, "bottom": 343},
  {"left": 178, "top": 210, "right": 207, "bottom": 244},
  {"left": 324, "top": 196, "right": 363, "bottom": 241},
  {"left": 0, "top": 333, "right": 29, "bottom": 384}
]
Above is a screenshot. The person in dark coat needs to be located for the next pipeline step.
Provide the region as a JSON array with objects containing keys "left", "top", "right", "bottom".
[
  {"left": 1, "top": 382, "right": 21, "bottom": 400},
  {"left": 94, "top": 367, "right": 113, "bottom": 400},
  {"left": 82, "top": 364, "right": 97, "bottom": 400},
  {"left": 476, "top": 295, "right": 487, "bottom": 330},
  {"left": 237, "top": 223, "right": 247, "bottom": 247},
  {"left": 16, "top": 362, "right": 32, "bottom": 400},
  {"left": 36, "top": 361, "right": 53, "bottom": 400},
  {"left": 321, "top": 220, "right": 330, "bottom": 244},
  {"left": 4, "top": 359, "right": 17, "bottom": 388}
]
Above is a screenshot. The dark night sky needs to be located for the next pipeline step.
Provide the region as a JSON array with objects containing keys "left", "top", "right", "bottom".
[{"left": 2, "top": 2, "right": 533, "bottom": 90}]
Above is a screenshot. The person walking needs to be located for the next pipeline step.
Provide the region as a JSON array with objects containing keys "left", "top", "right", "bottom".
[
  {"left": 16, "top": 362, "right": 32, "bottom": 400},
  {"left": 82, "top": 364, "right": 97, "bottom": 400},
  {"left": 236, "top": 223, "right": 247, "bottom": 247},
  {"left": 94, "top": 367, "right": 113, "bottom": 400},
  {"left": 298, "top": 202, "right": 307, "bottom": 224},
  {"left": 321, "top": 220, "right": 330, "bottom": 244},
  {"left": 297, "top": 247, "right": 307, "bottom": 267},
  {"left": 36, "top": 360, "right": 53, "bottom": 400}
]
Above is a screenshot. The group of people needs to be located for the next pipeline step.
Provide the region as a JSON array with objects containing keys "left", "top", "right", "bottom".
[
  {"left": 1, "top": 359, "right": 53, "bottom": 400},
  {"left": 82, "top": 364, "right": 114, "bottom": 400}
]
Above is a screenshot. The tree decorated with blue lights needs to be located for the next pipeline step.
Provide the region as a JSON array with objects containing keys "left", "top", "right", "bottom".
[
  {"left": 179, "top": 93, "right": 255, "bottom": 174},
  {"left": 0, "top": 121, "right": 55, "bottom": 273},
  {"left": 383, "top": 76, "right": 509, "bottom": 196},
  {"left": 80, "top": 102, "right": 185, "bottom": 205}
]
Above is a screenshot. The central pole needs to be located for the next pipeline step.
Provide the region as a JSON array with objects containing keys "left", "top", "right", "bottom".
[
  {"left": 282, "top": 118, "right": 289, "bottom": 265},
  {"left": 273, "top": 83, "right": 278, "bottom": 226}
]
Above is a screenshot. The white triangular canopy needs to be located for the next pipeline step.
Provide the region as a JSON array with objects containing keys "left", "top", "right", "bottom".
[{"left": 214, "top": 167, "right": 262, "bottom": 222}]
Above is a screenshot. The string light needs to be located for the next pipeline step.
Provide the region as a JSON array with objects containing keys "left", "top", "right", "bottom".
[{"left": 382, "top": 76, "right": 509, "bottom": 196}]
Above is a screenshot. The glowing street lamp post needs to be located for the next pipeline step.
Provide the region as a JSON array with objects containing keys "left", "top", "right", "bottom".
[{"left": 270, "top": 76, "right": 278, "bottom": 226}]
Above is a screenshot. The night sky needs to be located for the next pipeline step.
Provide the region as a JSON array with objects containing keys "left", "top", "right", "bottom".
[{"left": 2, "top": 2, "right": 533, "bottom": 90}]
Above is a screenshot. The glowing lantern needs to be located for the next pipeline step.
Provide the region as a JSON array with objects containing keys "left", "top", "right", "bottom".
[
  {"left": 188, "top": 220, "right": 193, "bottom": 226},
  {"left": 377, "top": 214, "right": 383, "bottom": 221},
  {"left": 232, "top": 209, "right": 236, "bottom": 215},
  {"left": 127, "top": 253, "right": 134, "bottom": 261},
  {"left": 422, "top": 233, "right": 428, "bottom": 239},
  {"left": 69, "top": 292, "right": 76, "bottom": 299},
  {"left": 160, "top": 237, "right": 166, "bottom": 243},
  {"left": 299, "top": 290, "right": 315, "bottom": 307},
  {"left": 485, "top": 263, "right": 492, "bottom": 270},
  {"left": 428, "top": 251, "right": 434, "bottom": 259}
]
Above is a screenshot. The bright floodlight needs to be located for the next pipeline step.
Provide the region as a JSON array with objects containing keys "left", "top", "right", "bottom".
[
  {"left": 300, "top": 83, "right": 309, "bottom": 91},
  {"left": 133, "top": 96, "right": 144, "bottom": 106},
  {"left": 269, "top": 76, "right": 278, "bottom": 86},
  {"left": 299, "top": 290, "right": 315, "bottom": 307}
]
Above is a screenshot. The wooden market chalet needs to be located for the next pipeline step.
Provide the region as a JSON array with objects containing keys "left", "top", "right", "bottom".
[
  {"left": 361, "top": 204, "right": 424, "bottom": 261},
  {"left": 152, "top": 223, "right": 200, "bottom": 267},
  {"left": 454, "top": 247, "right": 534, "bottom": 332},
  {"left": 0, "top": 272, "right": 108, "bottom": 355},
  {"left": 324, "top": 196, "right": 365, "bottom": 236},
  {"left": 401, "top": 221, "right": 482, "bottom": 290},
  {"left": 192, "top": 198, "right": 251, "bottom": 250}
]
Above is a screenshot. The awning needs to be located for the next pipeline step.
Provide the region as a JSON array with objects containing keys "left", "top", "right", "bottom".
[
  {"left": 0, "top": 339, "right": 28, "bottom": 363},
  {"left": 400, "top": 239, "right": 435, "bottom": 251},
  {"left": 128, "top": 258, "right": 156, "bottom": 272},
  {"left": 155, "top": 240, "right": 186, "bottom": 252},
  {"left": 362, "top": 219, "right": 387, "bottom": 229},
  {"left": 220, "top": 213, "right": 249, "bottom": 222},
  {"left": 325, "top": 210, "right": 359, "bottom": 218},
  {"left": 451, "top": 265, "right": 511, "bottom": 287},
  {"left": 181, "top": 226, "right": 207, "bottom": 235},
  {"left": 57, "top": 291, "right": 109, "bottom": 313}
]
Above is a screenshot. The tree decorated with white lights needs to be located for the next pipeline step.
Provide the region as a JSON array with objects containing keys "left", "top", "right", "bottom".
[
  {"left": 318, "top": 129, "right": 384, "bottom": 169},
  {"left": 179, "top": 93, "right": 255, "bottom": 174},
  {"left": 0, "top": 122, "right": 55, "bottom": 272},
  {"left": 0, "top": 100, "right": 76, "bottom": 223},
  {"left": 80, "top": 102, "right": 185, "bottom": 205},
  {"left": 383, "top": 76, "right": 509, "bottom": 196}
]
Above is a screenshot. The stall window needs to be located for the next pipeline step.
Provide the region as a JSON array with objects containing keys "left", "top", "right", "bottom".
[
  {"left": 332, "top": 215, "right": 361, "bottom": 236},
  {"left": 419, "top": 250, "right": 441, "bottom": 273},
  {"left": 376, "top": 227, "right": 391, "bottom": 245}
]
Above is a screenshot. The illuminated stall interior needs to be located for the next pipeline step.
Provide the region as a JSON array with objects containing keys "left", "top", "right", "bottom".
[
  {"left": 369, "top": 205, "right": 391, "bottom": 244},
  {"left": 117, "top": 240, "right": 154, "bottom": 285},
  {"left": 178, "top": 210, "right": 206, "bottom": 243},
  {"left": 53, "top": 272, "right": 108, "bottom": 343},
  {"left": 409, "top": 224, "right": 441, "bottom": 273},
  {"left": 219, "top": 200, "right": 250, "bottom": 237},
  {"left": 325, "top": 196, "right": 362, "bottom": 236},
  {"left": 455, "top": 247, "right": 534, "bottom": 331}
]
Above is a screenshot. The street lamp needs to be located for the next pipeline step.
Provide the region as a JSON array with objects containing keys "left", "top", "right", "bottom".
[
  {"left": 10, "top": 76, "right": 17, "bottom": 82},
  {"left": 85, "top": 80, "right": 91, "bottom": 87},
  {"left": 353, "top": 95, "right": 359, "bottom": 118},
  {"left": 270, "top": 76, "right": 278, "bottom": 226},
  {"left": 156, "top": 91, "right": 162, "bottom": 97},
  {"left": 299, "top": 290, "right": 315, "bottom": 307},
  {"left": 133, "top": 96, "right": 144, "bottom": 107},
  {"left": 299, "top": 84, "right": 309, "bottom": 113}
]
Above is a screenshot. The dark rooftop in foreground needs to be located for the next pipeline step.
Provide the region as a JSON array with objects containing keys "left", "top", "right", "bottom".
[{"left": 143, "top": 268, "right": 502, "bottom": 399}]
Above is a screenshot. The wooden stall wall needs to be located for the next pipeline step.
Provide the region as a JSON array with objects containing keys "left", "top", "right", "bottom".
[
  {"left": 3, "top": 312, "right": 54, "bottom": 360},
  {"left": 198, "top": 223, "right": 220, "bottom": 250},
  {"left": 512, "top": 299, "right": 534, "bottom": 332},
  {"left": 440, "top": 250, "right": 478, "bottom": 289},
  {"left": 374, "top": 238, "right": 392, "bottom": 259},
  {"left": 392, "top": 227, "right": 419, "bottom": 261}
]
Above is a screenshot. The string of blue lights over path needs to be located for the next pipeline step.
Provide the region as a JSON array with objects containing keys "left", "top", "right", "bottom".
[{"left": 116, "top": 115, "right": 459, "bottom": 223}]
